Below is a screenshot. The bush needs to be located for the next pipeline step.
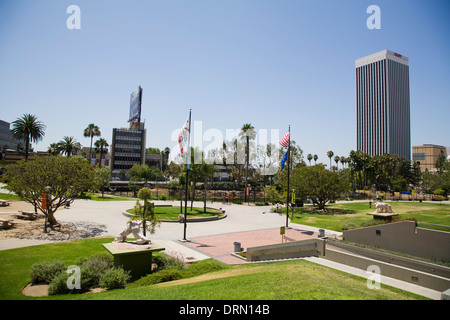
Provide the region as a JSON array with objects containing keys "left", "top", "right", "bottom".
[
  {"left": 30, "top": 260, "right": 66, "bottom": 285},
  {"left": 160, "top": 194, "right": 168, "bottom": 200},
  {"left": 181, "top": 259, "right": 228, "bottom": 278},
  {"left": 340, "top": 220, "right": 361, "bottom": 231},
  {"left": 78, "top": 254, "right": 114, "bottom": 290},
  {"left": 131, "top": 269, "right": 183, "bottom": 287},
  {"left": 159, "top": 253, "right": 187, "bottom": 271},
  {"left": 99, "top": 268, "right": 131, "bottom": 290},
  {"left": 48, "top": 272, "right": 71, "bottom": 296}
]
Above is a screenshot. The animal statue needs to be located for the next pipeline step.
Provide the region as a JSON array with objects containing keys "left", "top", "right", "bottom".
[
  {"left": 375, "top": 202, "right": 393, "bottom": 213},
  {"left": 115, "top": 211, "right": 151, "bottom": 245}
]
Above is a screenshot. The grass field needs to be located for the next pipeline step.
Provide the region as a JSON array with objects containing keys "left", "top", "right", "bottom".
[
  {"left": 284, "top": 201, "right": 450, "bottom": 232},
  {"left": 0, "top": 238, "right": 426, "bottom": 300},
  {"left": 127, "top": 206, "right": 225, "bottom": 221}
]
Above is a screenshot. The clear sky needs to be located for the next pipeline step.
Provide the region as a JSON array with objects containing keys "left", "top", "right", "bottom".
[{"left": 0, "top": 0, "right": 449, "bottom": 165}]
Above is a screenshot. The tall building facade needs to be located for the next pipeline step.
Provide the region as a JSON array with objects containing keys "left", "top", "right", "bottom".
[
  {"left": 356, "top": 49, "right": 411, "bottom": 160},
  {"left": 110, "top": 123, "right": 146, "bottom": 176}
]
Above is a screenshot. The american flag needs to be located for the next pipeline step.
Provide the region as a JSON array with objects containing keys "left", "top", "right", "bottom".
[{"left": 279, "top": 132, "right": 290, "bottom": 147}]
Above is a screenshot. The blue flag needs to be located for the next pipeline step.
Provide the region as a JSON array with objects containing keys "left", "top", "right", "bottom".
[{"left": 281, "top": 149, "right": 288, "bottom": 171}]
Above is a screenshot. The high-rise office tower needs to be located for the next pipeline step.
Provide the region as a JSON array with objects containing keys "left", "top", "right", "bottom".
[{"left": 355, "top": 49, "right": 411, "bottom": 160}]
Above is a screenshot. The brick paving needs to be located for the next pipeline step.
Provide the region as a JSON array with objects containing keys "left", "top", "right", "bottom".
[{"left": 182, "top": 227, "right": 319, "bottom": 264}]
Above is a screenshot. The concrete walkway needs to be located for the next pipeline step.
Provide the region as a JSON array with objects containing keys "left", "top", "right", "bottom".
[{"left": 0, "top": 198, "right": 443, "bottom": 299}]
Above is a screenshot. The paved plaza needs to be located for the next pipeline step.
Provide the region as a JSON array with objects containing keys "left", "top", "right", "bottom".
[{"left": 0, "top": 197, "right": 442, "bottom": 299}]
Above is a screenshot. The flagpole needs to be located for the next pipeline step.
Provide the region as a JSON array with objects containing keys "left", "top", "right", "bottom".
[
  {"left": 286, "top": 125, "right": 290, "bottom": 228},
  {"left": 183, "top": 109, "right": 192, "bottom": 241}
]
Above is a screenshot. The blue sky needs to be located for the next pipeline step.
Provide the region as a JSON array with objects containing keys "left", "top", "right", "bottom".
[{"left": 0, "top": 0, "right": 449, "bottom": 164}]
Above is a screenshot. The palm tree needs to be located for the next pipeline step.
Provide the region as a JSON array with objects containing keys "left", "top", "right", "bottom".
[
  {"left": 313, "top": 154, "right": 318, "bottom": 165},
  {"left": 83, "top": 123, "right": 101, "bottom": 159},
  {"left": 47, "top": 143, "right": 60, "bottom": 156},
  {"left": 340, "top": 156, "right": 346, "bottom": 170},
  {"left": 307, "top": 154, "right": 312, "bottom": 166},
  {"left": 327, "top": 151, "right": 334, "bottom": 170},
  {"left": 94, "top": 138, "right": 109, "bottom": 167},
  {"left": 334, "top": 155, "right": 340, "bottom": 169},
  {"left": 57, "top": 136, "right": 81, "bottom": 157},
  {"left": 10, "top": 114, "right": 46, "bottom": 160},
  {"left": 239, "top": 123, "right": 255, "bottom": 201}
]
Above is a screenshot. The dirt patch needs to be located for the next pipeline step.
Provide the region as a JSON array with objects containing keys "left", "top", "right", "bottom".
[
  {"left": 22, "top": 283, "right": 49, "bottom": 297},
  {"left": 0, "top": 212, "right": 107, "bottom": 241},
  {"left": 22, "top": 283, "right": 107, "bottom": 297}
]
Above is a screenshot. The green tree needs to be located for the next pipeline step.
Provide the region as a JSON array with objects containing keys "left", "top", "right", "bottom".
[
  {"left": 128, "top": 164, "right": 163, "bottom": 186},
  {"left": 83, "top": 123, "right": 101, "bottom": 159},
  {"left": 93, "top": 166, "right": 111, "bottom": 197},
  {"left": 57, "top": 136, "right": 81, "bottom": 157},
  {"left": 132, "top": 188, "right": 160, "bottom": 236},
  {"left": 313, "top": 154, "right": 318, "bottom": 165},
  {"left": 264, "top": 185, "right": 281, "bottom": 204},
  {"left": 10, "top": 114, "right": 46, "bottom": 161},
  {"left": 435, "top": 149, "right": 446, "bottom": 175},
  {"left": 200, "top": 158, "right": 217, "bottom": 213},
  {"left": 291, "top": 165, "right": 349, "bottom": 210},
  {"left": 5, "top": 156, "right": 94, "bottom": 228}
]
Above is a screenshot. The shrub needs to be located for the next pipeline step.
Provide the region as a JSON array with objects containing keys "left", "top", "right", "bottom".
[
  {"left": 30, "top": 260, "right": 66, "bottom": 285},
  {"left": 48, "top": 272, "right": 71, "bottom": 295},
  {"left": 131, "top": 269, "right": 183, "bottom": 287},
  {"left": 159, "top": 194, "right": 168, "bottom": 200},
  {"left": 340, "top": 220, "right": 361, "bottom": 231},
  {"left": 78, "top": 254, "right": 114, "bottom": 290},
  {"left": 159, "top": 252, "right": 187, "bottom": 271},
  {"left": 181, "top": 259, "right": 228, "bottom": 278},
  {"left": 99, "top": 268, "right": 131, "bottom": 290}
]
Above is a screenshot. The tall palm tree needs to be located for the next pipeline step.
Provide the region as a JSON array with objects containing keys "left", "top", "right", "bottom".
[
  {"left": 239, "top": 123, "right": 255, "bottom": 201},
  {"left": 10, "top": 114, "right": 46, "bottom": 161},
  {"left": 83, "top": 123, "right": 101, "bottom": 159},
  {"left": 94, "top": 138, "right": 109, "bottom": 167},
  {"left": 334, "top": 155, "right": 340, "bottom": 169},
  {"left": 57, "top": 136, "right": 81, "bottom": 157},
  {"left": 313, "top": 154, "right": 318, "bottom": 165},
  {"left": 307, "top": 154, "right": 312, "bottom": 166},
  {"left": 327, "top": 151, "right": 334, "bottom": 170}
]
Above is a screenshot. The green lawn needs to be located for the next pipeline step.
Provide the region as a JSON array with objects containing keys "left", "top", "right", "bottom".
[
  {"left": 0, "top": 238, "right": 426, "bottom": 300},
  {"left": 283, "top": 201, "right": 450, "bottom": 232},
  {"left": 127, "top": 206, "right": 225, "bottom": 221}
]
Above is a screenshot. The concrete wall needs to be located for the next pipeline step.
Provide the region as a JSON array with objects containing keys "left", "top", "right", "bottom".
[
  {"left": 343, "top": 220, "right": 450, "bottom": 262},
  {"left": 324, "top": 247, "right": 450, "bottom": 292},
  {"left": 246, "top": 239, "right": 325, "bottom": 262}
]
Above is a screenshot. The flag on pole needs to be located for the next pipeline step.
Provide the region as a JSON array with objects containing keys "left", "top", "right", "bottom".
[
  {"left": 281, "top": 149, "right": 288, "bottom": 171},
  {"left": 279, "top": 131, "right": 290, "bottom": 147},
  {"left": 178, "top": 116, "right": 190, "bottom": 155}
]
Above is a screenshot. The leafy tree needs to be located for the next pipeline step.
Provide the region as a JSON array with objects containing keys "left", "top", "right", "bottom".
[
  {"left": 290, "top": 165, "right": 349, "bottom": 210},
  {"left": 83, "top": 123, "right": 101, "bottom": 159},
  {"left": 132, "top": 188, "right": 160, "bottom": 236},
  {"left": 93, "top": 166, "right": 111, "bottom": 197},
  {"left": 264, "top": 185, "right": 281, "bottom": 204},
  {"left": 128, "top": 164, "right": 163, "bottom": 186},
  {"left": 5, "top": 156, "right": 94, "bottom": 228},
  {"left": 10, "top": 114, "right": 46, "bottom": 161}
]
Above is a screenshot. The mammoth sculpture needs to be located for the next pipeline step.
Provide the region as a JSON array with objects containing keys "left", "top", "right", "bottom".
[{"left": 375, "top": 202, "right": 393, "bottom": 213}]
